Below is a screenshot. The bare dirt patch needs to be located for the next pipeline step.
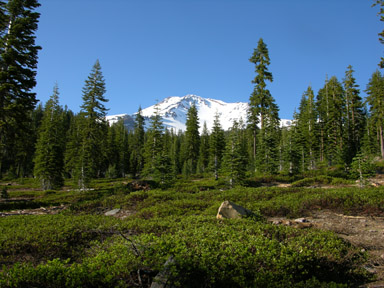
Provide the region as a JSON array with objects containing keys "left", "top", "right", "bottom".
[
  {"left": 270, "top": 210, "right": 384, "bottom": 287},
  {"left": 0, "top": 204, "right": 67, "bottom": 217}
]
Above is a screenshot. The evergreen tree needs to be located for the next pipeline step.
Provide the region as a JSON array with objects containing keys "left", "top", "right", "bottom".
[
  {"left": 365, "top": 70, "right": 384, "bottom": 159},
  {"left": 170, "top": 129, "right": 182, "bottom": 175},
  {"left": 143, "top": 104, "right": 164, "bottom": 177},
  {"left": 248, "top": 38, "right": 280, "bottom": 174},
  {"left": 343, "top": 65, "right": 365, "bottom": 164},
  {"left": 221, "top": 121, "right": 247, "bottom": 187},
  {"left": 0, "top": 0, "right": 41, "bottom": 177},
  {"left": 197, "top": 121, "right": 210, "bottom": 174},
  {"left": 373, "top": 0, "right": 384, "bottom": 68},
  {"left": 34, "top": 84, "right": 65, "bottom": 190},
  {"left": 78, "top": 60, "right": 109, "bottom": 188},
  {"left": 64, "top": 114, "right": 83, "bottom": 179},
  {"left": 184, "top": 104, "right": 200, "bottom": 175},
  {"left": 155, "top": 128, "right": 173, "bottom": 187},
  {"left": 115, "top": 120, "right": 130, "bottom": 177},
  {"left": 317, "top": 76, "right": 345, "bottom": 166},
  {"left": 295, "top": 86, "right": 318, "bottom": 171},
  {"left": 130, "top": 106, "right": 145, "bottom": 178},
  {"left": 209, "top": 112, "right": 225, "bottom": 180}
]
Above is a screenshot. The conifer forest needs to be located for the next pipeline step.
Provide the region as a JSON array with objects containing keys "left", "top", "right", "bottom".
[
  {"left": 2, "top": 1, "right": 384, "bottom": 287},
  {"left": 0, "top": 2, "right": 383, "bottom": 187}
]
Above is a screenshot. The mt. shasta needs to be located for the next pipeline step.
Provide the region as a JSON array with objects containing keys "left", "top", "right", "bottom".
[{"left": 106, "top": 95, "right": 292, "bottom": 132}]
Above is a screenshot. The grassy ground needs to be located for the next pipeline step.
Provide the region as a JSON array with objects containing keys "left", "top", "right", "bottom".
[{"left": 0, "top": 177, "right": 382, "bottom": 287}]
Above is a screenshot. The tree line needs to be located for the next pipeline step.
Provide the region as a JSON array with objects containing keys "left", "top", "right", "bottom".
[{"left": 1, "top": 0, "right": 384, "bottom": 190}]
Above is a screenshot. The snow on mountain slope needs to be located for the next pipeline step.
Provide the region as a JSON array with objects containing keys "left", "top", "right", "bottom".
[{"left": 107, "top": 95, "right": 291, "bottom": 132}]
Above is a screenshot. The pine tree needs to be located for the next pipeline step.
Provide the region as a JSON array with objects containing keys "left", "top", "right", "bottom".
[
  {"left": 209, "top": 112, "right": 225, "bottom": 180},
  {"left": 130, "top": 106, "right": 145, "bottom": 178},
  {"left": 248, "top": 38, "right": 280, "bottom": 174},
  {"left": 221, "top": 121, "right": 247, "bottom": 187},
  {"left": 0, "top": 0, "right": 41, "bottom": 177},
  {"left": 155, "top": 128, "right": 173, "bottom": 187},
  {"left": 64, "top": 114, "right": 83, "bottom": 179},
  {"left": 197, "top": 121, "right": 210, "bottom": 174},
  {"left": 78, "top": 60, "right": 109, "bottom": 188},
  {"left": 373, "top": 1, "right": 384, "bottom": 68},
  {"left": 34, "top": 84, "right": 65, "bottom": 190},
  {"left": 115, "top": 120, "right": 130, "bottom": 177},
  {"left": 365, "top": 70, "right": 384, "bottom": 159},
  {"left": 295, "top": 86, "right": 318, "bottom": 171},
  {"left": 184, "top": 104, "right": 200, "bottom": 175},
  {"left": 317, "top": 76, "right": 345, "bottom": 166},
  {"left": 143, "top": 104, "right": 164, "bottom": 177},
  {"left": 170, "top": 129, "right": 182, "bottom": 175},
  {"left": 343, "top": 65, "right": 365, "bottom": 164}
]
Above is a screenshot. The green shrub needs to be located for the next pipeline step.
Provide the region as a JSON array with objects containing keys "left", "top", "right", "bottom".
[{"left": 1, "top": 186, "right": 9, "bottom": 199}]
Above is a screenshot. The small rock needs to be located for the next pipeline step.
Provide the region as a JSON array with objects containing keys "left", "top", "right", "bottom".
[
  {"left": 104, "top": 208, "right": 120, "bottom": 216},
  {"left": 271, "top": 220, "right": 282, "bottom": 225},
  {"left": 363, "top": 265, "right": 377, "bottom": 274},
  {"left": 294, "top": 218, "right": 309, "bottom": 223}
]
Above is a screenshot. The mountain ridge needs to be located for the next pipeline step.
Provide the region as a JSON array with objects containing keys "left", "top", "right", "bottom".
[{"left": 106, "top": 95, "right": 292, "bottom": 132}]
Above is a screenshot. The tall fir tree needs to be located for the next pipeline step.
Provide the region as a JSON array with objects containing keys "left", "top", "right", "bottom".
[
  {"left": 209, "top": 112, "right": 225, "bottom": 180},
  {"left": 183, "top": 103, "right": 200, "bottom": 175},
  {"left": 34, "top": 84, "right": 65, "bottom": 190},
  {"left": 197, "top": 121, "right": 210, "bottom": 174},
  {"left": 130, "top": 106, "right": 145, "bottom": 178},
  {"left": 373, "top": 0, "right": 384, "bottom": 68},
  {"left": 78, "top": 60, "right": 109, "bottom": 188},
  {"left": 221, "top": 120, "right": 247, "bottom": 187},
  {"left": 248, "top": 38, "right": 280, "bottom": 174},
  {"left": 0, "top": 0, "right": 41, "bottom": 177},
  {"left": 317, "top": 76, "right": 345, "bottom": 166},
  {"left": 295, "top": 86, "right": 318, "bottom": 171},
  {"left": 143, "top": 104, "right": 164, "bottom": 177},
  {"left": 343, "top": 65, "right": 365, "bottom": 164},
  {"left": 365, "top": 70, "right": 384, "bottom": 159}
]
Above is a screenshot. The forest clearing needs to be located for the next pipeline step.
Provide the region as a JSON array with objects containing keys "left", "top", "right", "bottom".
[{"left": 1, "top": 175, "right": 384, "bottom": 287}]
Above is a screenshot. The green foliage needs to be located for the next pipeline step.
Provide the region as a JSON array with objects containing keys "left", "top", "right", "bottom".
[
  {"left": 349, "top": 154, "right": 376, "bottom": 181},
  {"left": 365, "top": 70, "right": 384, "bottom": 159},
  {"left": 0, "top": 0, "right": 41, "bottom": 178},
  {"left": 0, "top": 214, "right": 369, "bottom": 288},
  {"left": 1, "top": 185, "right": 9, "bottom": 199},
  {"left": 291, "top": 176, "right": 348, "bottom": 187},
  {"left": 76, "top": 60, "right": 109, "bottom": 189},
  {"left": 183, "top": 104, "right": 200, "bottom": 175},
  {"left": 34, "top": 84, "right": 66, "bottom": 190},
  {"left": 2, "top": 179, "right": 383, "bottom": 287},
  {"left": 221, "top": 121, "right": 247, "bottom": 187},
  {"left": 248, "top": 38, "right": 280, "bottom": 174}
]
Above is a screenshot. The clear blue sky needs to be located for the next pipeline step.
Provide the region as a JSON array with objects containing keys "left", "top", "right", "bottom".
[{"left": 34, "top": 0, "right": 383, "bottom": 119}]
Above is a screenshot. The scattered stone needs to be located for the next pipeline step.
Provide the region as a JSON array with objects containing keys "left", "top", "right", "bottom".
[
  {"left": 272, "top": 219, "right": 282, "bottom": 225},
  {"left": 294, "top": 218, "right": 309, "bottom": 223},
  {"left": 104, "top": 208, "right": 120, "bottom": 216},
  {"left": 363, "top": 265, "right": 377, "bottom": 274},
  {"left": 151, "top": 256, "right": 176, "bottom": 288},
  {"left": 216, "top": 201, "right": 252, "bottom": 219}
]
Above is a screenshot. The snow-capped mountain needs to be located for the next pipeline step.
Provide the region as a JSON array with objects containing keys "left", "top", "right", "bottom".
[{"left": 106, "top": 95, "right": 292, "bottom": 132}]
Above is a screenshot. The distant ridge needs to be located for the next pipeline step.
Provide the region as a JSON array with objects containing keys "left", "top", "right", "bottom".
[{"left": 106, "top": 94, "right": 292, "bottom": 132}]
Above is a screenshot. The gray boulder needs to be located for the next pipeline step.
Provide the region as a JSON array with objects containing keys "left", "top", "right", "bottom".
[
  {"left": 104, "top": 208, "right": 120, "bottom": 216},
  {"left": 216, "top": 201, "right": 252, "bottom": 219}
]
